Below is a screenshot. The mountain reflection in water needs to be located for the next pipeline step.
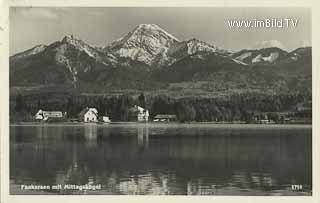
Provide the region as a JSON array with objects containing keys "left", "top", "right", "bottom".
[{"left": 10, "top": 124, "right": 312, "bottom": 195}]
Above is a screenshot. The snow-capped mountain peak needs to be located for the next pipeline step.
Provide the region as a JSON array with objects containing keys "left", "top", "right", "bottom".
[
  {"left": 62, "top": 35, "right": 88, "bottom": 49},
  {"left": 62, "top": 34, "right": 79, "bottom": 42},
  {"left": 102, "top": 24, "right": 234, "bottom": 67},
  {"left": 134, "top": 24, "right": 180, "bottom": 42},
  {"left": 111, "top": 24, "right": 180, "bottom": 45},
  {"left": 104, "top": 24, "right": 180, "bottom": 65}
]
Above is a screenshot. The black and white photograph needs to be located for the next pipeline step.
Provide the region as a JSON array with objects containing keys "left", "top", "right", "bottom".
[{"left": 7, "top": 6, "right": 313, "bottom": 196}]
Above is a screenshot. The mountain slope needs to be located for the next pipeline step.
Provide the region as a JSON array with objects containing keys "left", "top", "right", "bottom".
[
  {"left": 11, "top": 44, "right": 47, "bottom": 60},
  {"left": 10, "top": 35, "right": 115, "bottom": 87},
  {"left": 159, "top": 38, "right": 230, "bottom": 66}
]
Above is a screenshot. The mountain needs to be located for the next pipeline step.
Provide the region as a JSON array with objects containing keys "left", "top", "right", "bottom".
[
  {"left": 10, "top": 35, "right": 115, "bottom": 87},
  {"left": 103, "top": 24, "right": 230, "bottom": 67},
  {"left": 104, "top": 24, "right": 180, "bottom": 66},
  {"left": 10, "top": 24, "right": 312, "bottom": 95},
  {"left": 272, "top": 47, "right": 312, "bottom": 76},
  {"left": 153, "top": 51, "right": 247, "bottom": 82},
  {"left": 11, "top": 44, "right": 47, "bottom": 60},
  {"left": 160, "top": 38, "right": 231, "bottom": 66},
  {"left": 288, "top": 47, "right": 311, "bottom": 61}
]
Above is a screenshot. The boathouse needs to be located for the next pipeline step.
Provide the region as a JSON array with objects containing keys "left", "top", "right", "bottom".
[{"left": 153, "top": 114, "right": 177, "bottom": 122}]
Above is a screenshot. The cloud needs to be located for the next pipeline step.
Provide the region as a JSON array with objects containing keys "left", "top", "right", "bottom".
[
  {"left": 252, "top": 40, "right": 286, "bottom": 50},
  {"left": 18, "top": 8, "right": 59, "bottom": 20}
]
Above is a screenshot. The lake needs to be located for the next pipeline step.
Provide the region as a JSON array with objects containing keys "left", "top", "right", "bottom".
[{"left": 10, "top": 123, "right": 312, "bottom": 195}]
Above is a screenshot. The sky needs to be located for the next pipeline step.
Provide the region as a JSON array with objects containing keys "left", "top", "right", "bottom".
[{"left": 10, "top": 7, "right": 311, "bottom": 55}]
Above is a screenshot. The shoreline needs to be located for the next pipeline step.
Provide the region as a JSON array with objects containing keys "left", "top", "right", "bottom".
[{"left": 9, "top": 121, "right": 312, "bottom": 128}]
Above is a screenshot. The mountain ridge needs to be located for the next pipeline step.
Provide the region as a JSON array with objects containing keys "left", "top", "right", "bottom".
[{"left": 10, "top": 24, "right": 312, "bottom": 95}]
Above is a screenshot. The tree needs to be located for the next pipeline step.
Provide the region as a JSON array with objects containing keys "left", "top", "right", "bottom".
[
  {"left": 138, "top": 93, "right": 146, "bottom": 108},
  {"left": 119, "top": 95, "right": 129, "bottom": 121},
  {"left": 176, "top": 101, "right": 196, "bottom": 122},
  {"left": 15, "top": 94, "right": 25, "bottom": 112}
]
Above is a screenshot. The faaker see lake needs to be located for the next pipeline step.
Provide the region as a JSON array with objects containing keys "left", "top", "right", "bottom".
[{"left": 10, "top": 123, "right": 312, "bottom": 195}]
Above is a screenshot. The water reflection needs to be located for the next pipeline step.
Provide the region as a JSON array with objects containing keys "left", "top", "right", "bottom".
[
  {"left": 10, "top": 124, "right": 312, "bottom": 195},
  {"left": 84, "top": 124, "right": 98, "bottom": 147},
  {"left": 137, "top": 124, "right": 149, "bottom": 149}
]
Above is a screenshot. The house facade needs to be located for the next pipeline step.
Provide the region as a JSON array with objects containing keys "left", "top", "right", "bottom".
[
  {"left": 35, "top": 110, "right": 64, "bottom": 121},
  {"left": 129, "top": 105, "right": 149, "bottom": 122},
  {"left": 78, "top": 107, "right": 98, "bottom": 123}
]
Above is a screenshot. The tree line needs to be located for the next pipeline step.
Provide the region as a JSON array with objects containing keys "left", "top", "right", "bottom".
[{"left": 10, "top": 92, "right": 311, "bottom": 122}]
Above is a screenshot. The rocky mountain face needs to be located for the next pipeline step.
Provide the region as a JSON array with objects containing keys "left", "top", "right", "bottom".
[{"left": 10, "top": 24, "right": 312, "bottom": 95}]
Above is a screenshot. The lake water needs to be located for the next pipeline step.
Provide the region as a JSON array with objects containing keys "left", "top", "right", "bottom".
[{"left": 10, "top": 123, "right": 312, "bottom": 195}]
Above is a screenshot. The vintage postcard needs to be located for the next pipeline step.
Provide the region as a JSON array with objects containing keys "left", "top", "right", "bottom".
[{"left": 1, "top": 1, "right": 319, "bottom": 203}]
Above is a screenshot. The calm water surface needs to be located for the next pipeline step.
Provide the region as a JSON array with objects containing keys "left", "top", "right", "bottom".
[{"left": 10, "top": 123, "right": 312, "bottom": 195}]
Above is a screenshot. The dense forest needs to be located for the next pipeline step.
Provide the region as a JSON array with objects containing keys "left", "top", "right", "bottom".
[{"left": 10, "top": 92, "right": 311, "bottom": 123}]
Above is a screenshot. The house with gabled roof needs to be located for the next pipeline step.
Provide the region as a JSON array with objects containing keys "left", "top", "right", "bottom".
[
  {"left": 129, "top": 105, "right": 149, "bottom": 122},
  {"left": 78, "top": 107, "right": 98, "bottom": 123}
]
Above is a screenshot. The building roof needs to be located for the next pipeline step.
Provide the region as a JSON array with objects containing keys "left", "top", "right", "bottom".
[
  {"left": 129, "top": 105, "right": 147, "bottom": 113},
  {"left": 78, "top": 107, "right": 98, "bottom": 117},
  {"left": 43, "top": 111, "right": 63, "bottom": 118},
  {"left": 154, "top": 114, "right": 177, "bottom": 119},
  {"left": 36, "top": 110, "right": 63, "bottom": 118}
]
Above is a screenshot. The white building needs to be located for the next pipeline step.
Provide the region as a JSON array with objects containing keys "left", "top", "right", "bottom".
[
  {"left": 35, "top": 109, "right": 64, "bottom": 121},
  {"left": 78, "top": 107, "right": 98, "bottom": 123},
  {"left": 102, "top": 116, "right": 111, "bottom": 123},
  {"left": 129, "top": 105, "right": 149, "bottom": 122}
]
